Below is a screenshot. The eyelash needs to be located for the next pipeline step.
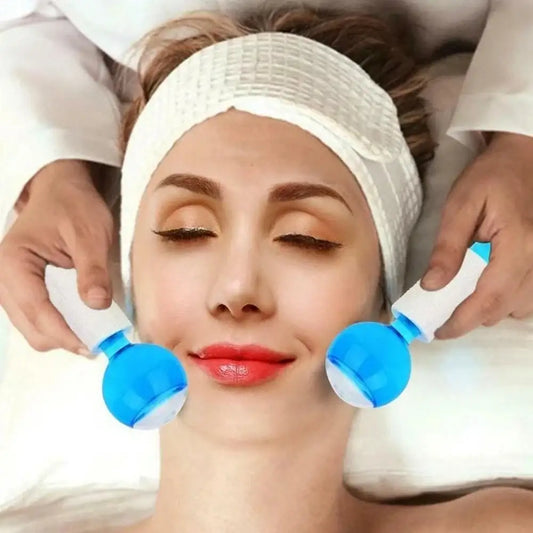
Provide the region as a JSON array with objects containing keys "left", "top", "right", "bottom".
[{"left": 152, "top": 228, "right": 342, "bottom": 251}]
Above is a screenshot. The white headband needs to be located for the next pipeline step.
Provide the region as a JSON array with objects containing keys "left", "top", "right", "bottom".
[{"left": 121, "top": 32, "right": 422, "bottom": 316}]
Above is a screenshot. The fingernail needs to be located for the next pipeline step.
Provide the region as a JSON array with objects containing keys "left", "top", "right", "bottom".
[
  {"left": 87, "top": 286, "right": 108, "bottom": 301},
  {"left": 77, "top": 347, "right": 92, "bottom": 357},
  {"left": 435, "top": 325, "right": 455, "bottom": 339},
  {"left": 422, "top": 267, "right": 444, "bottom": 288},
  {"left": 434, "top": 327, "right": 447, "bottom": 339}
]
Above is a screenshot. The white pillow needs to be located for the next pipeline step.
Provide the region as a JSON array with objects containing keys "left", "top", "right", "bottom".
[
  {"left": 0, "top": 54, "right": 532, "bottom": 527},
  {"left": 346, "top": 317, "right": 533, "bottom": 499}
]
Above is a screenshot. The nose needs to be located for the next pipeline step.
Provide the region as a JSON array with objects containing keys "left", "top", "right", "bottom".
[{"left": 206, "top": 242, "right": 275, "bottom": 321}]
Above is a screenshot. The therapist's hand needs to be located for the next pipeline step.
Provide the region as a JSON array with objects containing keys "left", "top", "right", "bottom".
[
  {"left": 421, "top": 131, "right": 533, "bottom": 339},
  {"left": 0, "top": 159, "right": 114, "bottom": 355}
]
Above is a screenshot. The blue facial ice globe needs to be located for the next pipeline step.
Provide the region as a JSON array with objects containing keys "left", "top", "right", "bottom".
[
  {"left": 325, "top": 315, "right": 418, "bottom": 408},
  {"left": 99, "top": 331, "right": 188, "bottom": 429}
]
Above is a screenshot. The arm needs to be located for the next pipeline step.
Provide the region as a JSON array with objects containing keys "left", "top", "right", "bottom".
[
  {"left": 0, "top": 9, "right": 122, "bottom": 235},
  {"left": 0, "top": 8, "right": 121, "bottom": 354},
  {"left": 448, "top": 0, "right": 533, "bottom": 143},
  {"left": 422, "top": 0, "right": 533, "bottom": 336}
]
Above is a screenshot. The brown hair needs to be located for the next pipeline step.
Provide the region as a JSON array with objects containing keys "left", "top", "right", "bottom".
[{"left": 121, "top": 7, "right": 435, "bottom": 174}]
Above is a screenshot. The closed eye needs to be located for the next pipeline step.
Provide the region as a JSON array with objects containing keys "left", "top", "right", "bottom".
[
  {"left": 152, "top": 228, "right": 216, "bottom": 241},
  {"left": 274, "top": 234, "right": 342, "bottom": 251},
  {"left": 152, "top": 228, "right": 341, "bottom": 252}
]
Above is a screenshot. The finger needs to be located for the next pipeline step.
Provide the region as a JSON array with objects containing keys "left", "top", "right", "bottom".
[
  {"left": 510, "top": 267, "right": 533, "bottom": 319},
  {"left": 0, "top": 262, "right": 90, "bottom": 355},
  {"left": 436, "top": 284, "right": 514, "bottom": 339},
  {"left": 68, "top": 226, "right": 113, "bottom": 310},
  {"left": 436, "top": 232, "right": 526, "bottom": 338},
  {"left": 421, "top": 179, "right": 483, "bottom": 291}
]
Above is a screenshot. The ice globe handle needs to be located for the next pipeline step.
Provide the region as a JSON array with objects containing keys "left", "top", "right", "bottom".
[
  {"left": 391, "top": 242, "right": 491, "bottom": 343},
  {"left": 44, "top": 265, "right": 132, "bottom": 354}
]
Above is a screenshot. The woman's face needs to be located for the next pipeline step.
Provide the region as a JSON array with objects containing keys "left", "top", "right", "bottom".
[{"left": 131, "top": 109, "right": 383, "bottom": 433}]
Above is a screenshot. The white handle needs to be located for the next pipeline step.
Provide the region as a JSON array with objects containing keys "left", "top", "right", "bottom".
[
  {"left": 391, "top": 248, "right": 489, "bottom": 342},
  {"left": 44, "top": 265, "right": 132, "bottom": 353}
]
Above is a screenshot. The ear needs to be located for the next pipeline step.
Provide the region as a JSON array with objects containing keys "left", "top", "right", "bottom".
[
  {"left": 371, "top": 280, "right": 391, "bottom": 324},
  {"left": 378, "top": 302, "right": 392, "bottom": 324}
]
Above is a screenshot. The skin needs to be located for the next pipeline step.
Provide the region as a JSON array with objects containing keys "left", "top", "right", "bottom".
[{"left": 121, "top": 110, "right": 532, "bottom": 533}]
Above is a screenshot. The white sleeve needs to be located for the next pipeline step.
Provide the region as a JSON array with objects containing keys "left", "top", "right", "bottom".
[
  {"left": 448, "top": 0, "right": 533, "bottom": 145},
  {"left": 0, "top": 11, "right": 122, "bottom": 235}
]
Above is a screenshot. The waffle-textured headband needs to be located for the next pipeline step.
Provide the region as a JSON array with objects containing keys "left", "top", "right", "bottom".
[{"left": 121, "top": 32, "right": 422, "bottom": 316}]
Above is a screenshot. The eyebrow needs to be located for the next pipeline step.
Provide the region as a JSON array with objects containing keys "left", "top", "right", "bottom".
[
  {"left": 155, "top": 173, "right": 352, "bottom": 213},
  {"left": 156, "top": 173, "right": 221, "bottom": 199}
]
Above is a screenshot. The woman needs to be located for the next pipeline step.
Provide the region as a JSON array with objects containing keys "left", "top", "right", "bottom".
[{"left": 118, "top": 8, "right": 532, "bottom": 532}]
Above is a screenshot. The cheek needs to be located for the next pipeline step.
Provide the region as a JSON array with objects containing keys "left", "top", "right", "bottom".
[
  {"left": 132, "top": 241, "right": 208, "bottom": 350},
  {"left": 275, "top": 252, "right": 380, "bottom": 356}
]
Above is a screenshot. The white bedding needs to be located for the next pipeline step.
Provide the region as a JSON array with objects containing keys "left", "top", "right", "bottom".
[{"left": 0, "top": 489, "right": 155, "bottom": 533}]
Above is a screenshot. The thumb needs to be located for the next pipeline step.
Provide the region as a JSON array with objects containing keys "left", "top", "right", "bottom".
[
  {"left": 71, "top": 233, "right": 113, "bottom": 309},
  {"left": 421, "top": 185, "right": 482, "bottom": 290}
]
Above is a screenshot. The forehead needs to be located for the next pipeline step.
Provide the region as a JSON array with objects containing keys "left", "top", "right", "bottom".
[{"left": 149, "top": 109, "right": 365, "bottom": 205}]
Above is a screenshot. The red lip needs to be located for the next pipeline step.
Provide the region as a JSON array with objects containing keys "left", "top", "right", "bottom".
[
  {"left": 188, "top": 344, "right": 294, "bottom": 386},
  {"left": 196, "top": 343, "right": 293, "bottom": 363}
]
